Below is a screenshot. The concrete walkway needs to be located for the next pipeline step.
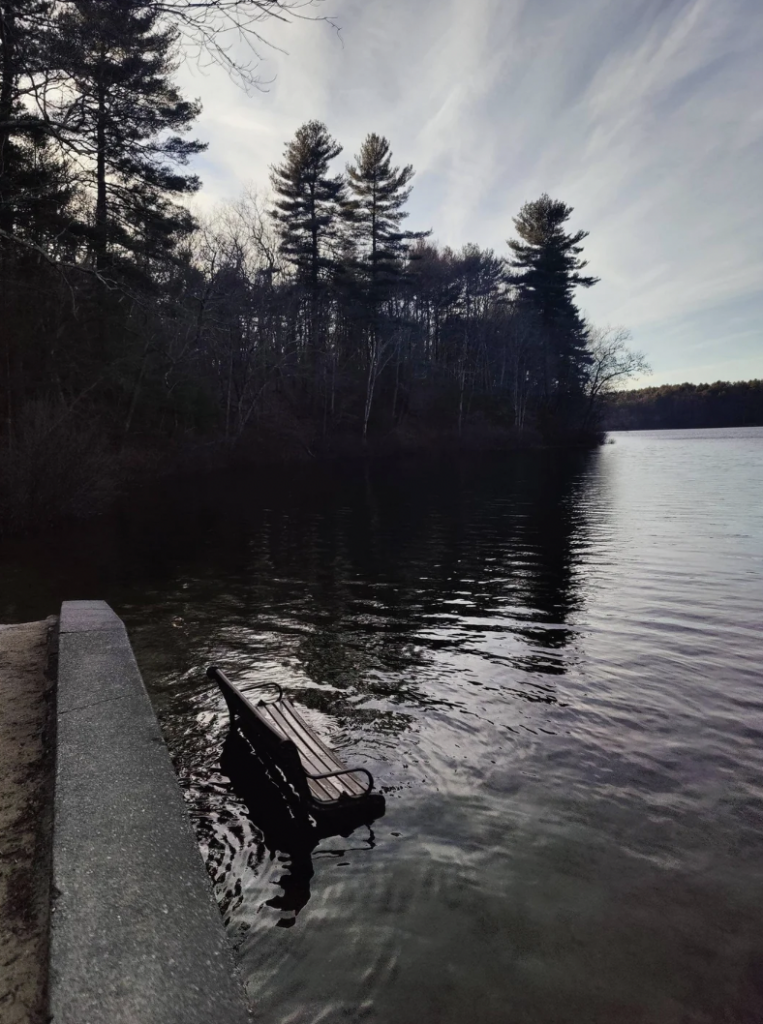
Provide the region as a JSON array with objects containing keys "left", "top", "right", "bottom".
[
  {"left": 0, "top": 619, "right": 56, "bottom": 1024},
  {"left": 51, "top": 601, "right": 250, "bottom": 1024}
]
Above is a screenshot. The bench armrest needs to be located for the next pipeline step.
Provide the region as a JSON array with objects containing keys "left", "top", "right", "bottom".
[{"left": 305, "top": 767, "right": 374, "bottom": 794}]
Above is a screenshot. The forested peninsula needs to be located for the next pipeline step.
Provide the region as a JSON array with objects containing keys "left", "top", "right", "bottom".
[
  {"left": 0, "top": 1, "right": 645, "bottom": 533},
  {"left": 604, "top": 381, "right": 763, "bottom": 430}
]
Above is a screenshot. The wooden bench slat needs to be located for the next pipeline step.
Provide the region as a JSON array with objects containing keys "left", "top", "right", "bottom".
[
  {"left": 259, "top": 703, "right": 350, "bottom": 803},
  {"left": 272, "top": 702, "right": 367, "bottom": 798},
  {"left": 265, "top": 704, "right": 364, "bottom": 802},
  {"left": 307, "top": 778, "right": 341, "bottom": 804},
  {"left": 259, "top": 704, "right": 338, "bottom": 776},
  {"left": 262, "top": 733, "right": 341, "bottom": 803},
  {"left": 257, "top": 706, "right": 341, "bottom": 802},
  {"left": 280, "top": 701, "right": 345, "bottom": 763},
  {"left": 267, "top": 702, "right": 340, "bottom": 771},
  {"left": 223, "top": 684, "right": 343, "bottom": 802},
  {"left": 236, "top": 684, "right": 284, "bottom": 741},
  {"left": 270, "top": 704, "right": 348, "bottom": 774}
]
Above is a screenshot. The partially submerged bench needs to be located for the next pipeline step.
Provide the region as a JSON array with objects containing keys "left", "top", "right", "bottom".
[{"left": 208, "top": 666, "right": 384, "bottom": 818}]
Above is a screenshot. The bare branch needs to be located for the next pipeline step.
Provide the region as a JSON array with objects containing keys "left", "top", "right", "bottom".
[{"left": 585, "top": 325, "right": 651, "bottom": 399}]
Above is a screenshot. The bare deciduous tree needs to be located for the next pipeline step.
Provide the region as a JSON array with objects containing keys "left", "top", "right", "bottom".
[{"left": 582, "top": 325, "right": 650, "bottom": 428}]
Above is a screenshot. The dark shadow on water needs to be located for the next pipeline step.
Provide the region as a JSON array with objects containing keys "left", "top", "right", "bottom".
[{"left": 219, "top": 726, "right": 384, "bottom": 928}]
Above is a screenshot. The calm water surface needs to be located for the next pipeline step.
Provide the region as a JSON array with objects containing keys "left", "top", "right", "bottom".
[{"left": 1, "top": 427, "right": 762, "bottom": 1023}]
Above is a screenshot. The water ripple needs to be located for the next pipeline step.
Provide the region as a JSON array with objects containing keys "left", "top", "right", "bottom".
[{"left": 1, "top": 430, "right": 762, "bottom": 1021}]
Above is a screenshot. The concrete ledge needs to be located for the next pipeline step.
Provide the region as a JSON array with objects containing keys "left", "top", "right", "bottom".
[{"left": 50, "top": 601, "right": 250, "bottom": 1024}]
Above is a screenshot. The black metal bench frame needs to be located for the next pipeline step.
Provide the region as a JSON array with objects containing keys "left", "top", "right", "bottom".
[{"left": 207, "top": 666, "right": 383, "bottom": 818}]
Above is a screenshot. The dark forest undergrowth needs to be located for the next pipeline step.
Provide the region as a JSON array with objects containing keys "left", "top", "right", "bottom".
[{"left": 0, "top": 395, "right": 584, "bottom": 538}]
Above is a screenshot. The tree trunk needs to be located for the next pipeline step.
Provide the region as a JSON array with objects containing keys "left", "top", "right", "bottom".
[
  {"left": 391, "top": 349, "right": 401, "bottom": 423},
  {"left": 458, "top": 367, "right": 466, "bottom": 436},
  {"left": 4, "top": 341, "right": 12, "bottom": 452},
  {"left": 363, "top": 329, "right": 378, "bottom": 442},
  {"left": 225, "top": 344, "right": 233, "bottom": 441},
  {"left": 94, "top": 75, "right": 107, "bottom": 262},
  {"left": 123, "top": 337, "right": 152, "bottom": 440},
  {"left": 0, "top": 6, "right": 17, "bottom": 242}
]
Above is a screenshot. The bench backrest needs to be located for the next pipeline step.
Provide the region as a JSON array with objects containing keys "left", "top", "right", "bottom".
[{"left": 212, "top": 670, "right": 309, "bottom": 799}]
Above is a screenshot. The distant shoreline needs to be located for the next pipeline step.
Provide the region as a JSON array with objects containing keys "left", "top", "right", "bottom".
[{"left": 603, "top": 379, "right": 762, "bottom": 431}]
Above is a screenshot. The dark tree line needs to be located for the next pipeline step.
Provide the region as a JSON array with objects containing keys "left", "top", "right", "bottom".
[
  {"left": 604, "top": 381, "right": 763, "bottom": 430},
  {"left": 188, "top": 137, "right": 644, "bottom": 449},
  {"left": 0, "top": 0, "right": 644, "bottom": 531}
]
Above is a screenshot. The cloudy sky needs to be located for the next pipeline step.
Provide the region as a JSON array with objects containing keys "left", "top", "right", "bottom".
[{"left": 177, "top": 0, "right": 762, "bottom": 386}]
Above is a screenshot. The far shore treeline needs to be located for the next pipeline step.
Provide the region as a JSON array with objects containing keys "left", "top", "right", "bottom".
[
  {"left": 604, "top": 381, "right": 763, "bottom": 431},
  {"left": 0, "top": 1, "right": 650, "bottom": 533}
]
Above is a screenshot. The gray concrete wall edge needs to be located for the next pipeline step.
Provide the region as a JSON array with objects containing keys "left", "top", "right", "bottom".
[{"left": 50, "top": 601, "right": 251, "bottom": 1024}]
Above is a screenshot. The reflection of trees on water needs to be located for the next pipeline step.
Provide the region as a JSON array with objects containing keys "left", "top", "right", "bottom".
[
  {"left": 215, "top": 728, "right": 381, "bottom": 929},
  {"left": 236, "top": 452, "right": 597, "bottom": 696},
  {"left": 121, "top": 452, "right": 598, "bottom": 739}
]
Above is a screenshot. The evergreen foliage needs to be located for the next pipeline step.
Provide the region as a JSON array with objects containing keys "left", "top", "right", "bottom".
[
  {"left": 507, "top": 194, "right": 598, "bottom": 401},
  {"left": 50, "top": 0, "right": 204, "bottom": 273},
  {"left": 344, "top": 133, "right": 427, "bottom": 297},
  {"left": 0, "top": 1, "right": 60, "bottom": 243},
  {"left": 0, "top": 2, "right": 649, "bottom": 533},
  {"left": 269, "top": 120, "right": 345, "bottom": 289}
]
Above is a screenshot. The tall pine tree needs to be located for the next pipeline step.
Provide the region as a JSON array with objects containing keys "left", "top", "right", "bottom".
[
  {"left": 50, "top": 0, "right": 205, "bottom": 276},
  {"left": 269, "top": 120, "right": 345, "bottom": 290},
  {"left": 341, "top": 134, "right": 427, "bottom": 438},
  {"left": 506, "top": 194, "right": 598, "bottom": 403},
  {"left": 344, "top": 132, "right": 426, "bottom": 301},
  {"left": 269, "top": 120, "right": 345, "bottom": 372},
  {"left": 0, "top": 1, "right": 63, "bottom": 247}
]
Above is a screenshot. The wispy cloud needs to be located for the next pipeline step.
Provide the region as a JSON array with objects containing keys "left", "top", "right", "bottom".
[{"left": 177, "top": 0, "right": 763, "bottom": 383}]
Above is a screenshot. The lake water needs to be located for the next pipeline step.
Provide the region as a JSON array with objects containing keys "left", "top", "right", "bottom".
[{"left": 1, "top": 428, "right": 762, "bottom": 1023}]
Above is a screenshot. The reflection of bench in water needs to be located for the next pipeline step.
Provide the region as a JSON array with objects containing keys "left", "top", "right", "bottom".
[
  {"left": 207, "top": 666, "right": 385, "bottom": 819},
  {"left": 219, "top": 728, "right": 379, "bottom": 927}
]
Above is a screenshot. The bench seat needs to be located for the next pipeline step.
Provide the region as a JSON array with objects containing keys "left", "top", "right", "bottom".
[{"left": 207, "top": 666, "right": 381, "bottom": 814}]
